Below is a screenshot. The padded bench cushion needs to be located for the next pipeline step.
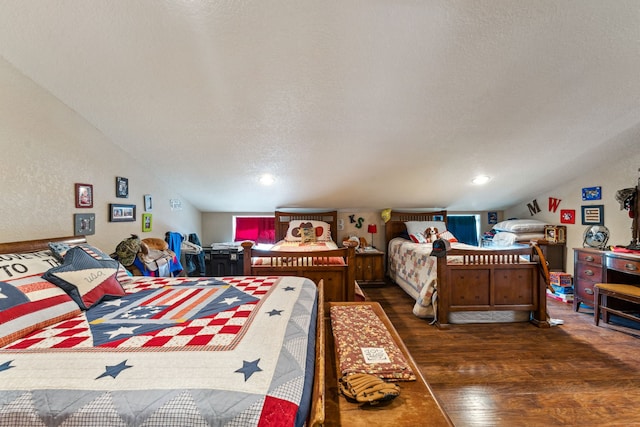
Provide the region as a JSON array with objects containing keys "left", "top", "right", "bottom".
[{"left": 595, "top": 283, "right": 640, "bottom": 298}]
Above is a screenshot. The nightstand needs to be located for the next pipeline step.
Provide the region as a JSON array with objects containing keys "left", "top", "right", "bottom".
[{"left": 355, "top": 249, "right": 385, "bottom": 285}]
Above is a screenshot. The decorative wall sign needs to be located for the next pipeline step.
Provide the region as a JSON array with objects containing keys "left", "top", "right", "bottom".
[
  {"left": 74, "top": 213, "right": 95, "bottom": 235},
  {"left": 75, "top": 183, "right": 93, "bottom": 208},
  {"left": 560, "top": 209, "right": 575, "bottom": 224},
  {"left": 581, "top": 205, "right": 604, "bottom": 225},
  {"left": 116, "top": 177, "right": 129, "bottom": 198},
  {"left": 142, "top": 213, "right": 152, "bottom": 232},
  {"left": 582, "top": 186, "right": 602, "bottom": 201},
  {"left": 109, "top": 203, "right": 136, "bottom": 222}
]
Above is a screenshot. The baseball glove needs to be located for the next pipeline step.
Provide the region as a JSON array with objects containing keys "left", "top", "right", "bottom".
[{"left": 339, "top": 373, "right": 400, "bottom": 405}]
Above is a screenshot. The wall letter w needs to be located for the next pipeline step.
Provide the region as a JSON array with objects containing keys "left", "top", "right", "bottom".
[{"left": 548, "top": 197, "right": 562, "bottom": 213}]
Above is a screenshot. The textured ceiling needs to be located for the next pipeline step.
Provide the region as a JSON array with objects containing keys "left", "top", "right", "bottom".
[{"left": 1, "top": 1, "right": 639, "bottom": 212}]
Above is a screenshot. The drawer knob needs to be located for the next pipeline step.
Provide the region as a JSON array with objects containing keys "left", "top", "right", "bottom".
[
  {"left": 585, "top": 256, "right": 594, "bottom": 262},
  {"left": 585, "top": 288, "right": 594, "bottom": 295},
  {"left": 625, "top": 263, "right": 638, "bottom": 271},
  {"left": 584, "top": 270, "right": 594, "bottom": 276}
]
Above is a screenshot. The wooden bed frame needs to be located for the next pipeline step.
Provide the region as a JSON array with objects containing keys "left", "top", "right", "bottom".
[
  {"left": 0, "top": 235, "right": 326, "bottom": 427},
  {"left": 242, "top": 210, "right": 357, "bottom": 305},
  {"left": 385, "top": 211, "right": 550, "bottom": 328}
]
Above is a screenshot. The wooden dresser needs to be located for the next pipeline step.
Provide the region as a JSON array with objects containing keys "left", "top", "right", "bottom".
[
  {"left": 573, "top": 248, "right": 640, "bottom": 311},
  {"left": 573, "top": 248, "right": 604, "bottom": 311}
]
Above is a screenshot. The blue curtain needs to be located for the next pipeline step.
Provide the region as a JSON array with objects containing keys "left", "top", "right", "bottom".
[{"left": 447, "top": 216, "right": 478, "bottom": 246}]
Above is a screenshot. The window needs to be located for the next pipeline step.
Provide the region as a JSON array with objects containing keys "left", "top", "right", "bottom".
[
  {"left": 447, "top": 215, "right": 480, "bottom": 246},
  {"left": 233, "top": 216, "right": 275, "bottom": 244}
]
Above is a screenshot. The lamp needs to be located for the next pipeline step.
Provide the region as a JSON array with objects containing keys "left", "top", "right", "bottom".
[{"left": 367, "top": 224, "right": 377, "bottom": 248}]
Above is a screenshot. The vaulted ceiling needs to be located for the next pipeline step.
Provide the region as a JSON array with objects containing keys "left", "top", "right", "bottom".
[{"left": 1, "top": 1, "right": 639, "bottom": 212}]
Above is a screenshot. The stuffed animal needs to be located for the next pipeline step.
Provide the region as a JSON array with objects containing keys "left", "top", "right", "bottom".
[{"left": 425, "top": 227, "right": 439, "bottom": 243}]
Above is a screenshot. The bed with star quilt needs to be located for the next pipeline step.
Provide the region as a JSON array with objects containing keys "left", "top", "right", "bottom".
[{"left": 0, "top": 236, "right": 322, "bottom": 427}]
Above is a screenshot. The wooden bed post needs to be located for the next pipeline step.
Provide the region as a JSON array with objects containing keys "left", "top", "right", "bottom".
[
  {"left": 241, "top": 241, "right": 253, "bottom": 275},
  {"left": 344, "top": 245, "right": 356, "bottom": 301},
  {"left": 435, "top": 256, "right": 450, "bottom": 328}
]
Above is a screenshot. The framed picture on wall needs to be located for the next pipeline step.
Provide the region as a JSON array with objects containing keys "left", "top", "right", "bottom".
[
  {"left": 581, "top": 205, "right": 604, "bottom": 225},
  {"left": 109, "top": 203, "right": 136, "bottom": 222},
  {"left": 116, "top": 177, "right": 129, "bottom": 198},
  {"left": 488, "top": 212, "right": 498, "bottom": 224},
  {"left": 142, "top": 213, "right": 152, "bottom": 232},
  {"left": 74, "top": 213, "right": 95, "bottom": 235},
  {"left": 144, "top": 194, "right": 153, "bottom": 211},
  {"left": 75, "top": 183, "right": 93, "bottom": 208}
]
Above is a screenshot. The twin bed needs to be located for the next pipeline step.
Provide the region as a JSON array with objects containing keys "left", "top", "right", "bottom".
[
  {"left": 385, "top": 211, "right": 550, "bottom": 328},
  {"left": 0, "top": 236, "right": 324, "bottom": 426},
  {"left": 242, "top": 211, "right": 357, "bottom": 307},
  {"left": 241, "top": 209, "right": 549, "bottom": 328}
]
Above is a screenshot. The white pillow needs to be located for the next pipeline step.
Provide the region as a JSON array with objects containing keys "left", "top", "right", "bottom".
[
  {"left": 409, "top": 232, "right": 428, "bottom": 244},
  {"left": 285, "top": 220, "right": 332, "bottom": 241},
  {"left": 405, "top": 221, "right": 447, "bottom": 236},
  {"left": 493, "top": 219, "right": 547, "bottom": 233}
]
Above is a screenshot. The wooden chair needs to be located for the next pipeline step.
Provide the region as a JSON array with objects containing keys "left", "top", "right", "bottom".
[{"left": 594, "top": 283, "right": 640, "bottom": 326}]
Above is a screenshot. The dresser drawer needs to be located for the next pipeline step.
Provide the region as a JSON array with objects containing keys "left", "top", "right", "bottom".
[
  {"left": 606, "top": 257, "right": 640, "bottom": 276},
  {"left": 574, "top": 278, "right": 597, "bottom": 303},
  {"left": 576, "top": 251, "right": 603, "bottom": 266},
  {"left": 575, "top": 263, "right": 603, "bottom": 282}
]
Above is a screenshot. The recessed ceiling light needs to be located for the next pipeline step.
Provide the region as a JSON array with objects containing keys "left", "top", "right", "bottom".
[
  {"left": 259, "top": 174, "right": 275, "bottom": 186},
  {"left": 472, "top": 175, "right": 491, "bottom": 185}
]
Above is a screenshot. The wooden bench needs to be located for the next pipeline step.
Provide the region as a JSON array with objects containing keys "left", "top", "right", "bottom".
[
  {"left": 324, "top": 302, "right": 453, "bottom": 426},
  {"left": 594, "top": 283, "right": 640, "bottom": 326}
]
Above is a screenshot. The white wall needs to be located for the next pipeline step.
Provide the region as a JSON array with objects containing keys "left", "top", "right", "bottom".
[
  {"left": 505, "top": 145, "right": 640, "bottom": 275},
  {"left": 0, "top": 59, "right": 201, "bottom": 252}
]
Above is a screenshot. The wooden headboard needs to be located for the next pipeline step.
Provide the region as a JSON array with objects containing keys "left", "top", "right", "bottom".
[
  {"left": 274, "top": 211, "right": 339, "bottom": 242},
  {"left": 0, "top": 236, "right": 87, "bottom": 254},
  {"left": 384, "top": 210, "right": 448, "bottom": 247}
]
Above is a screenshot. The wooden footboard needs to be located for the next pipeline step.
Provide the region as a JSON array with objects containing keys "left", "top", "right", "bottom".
[
  {"left": 241, "top": 241, "right": 356, "bottom": 305},
  {"left": 436, "top": 247, "right": 550, "bottom": 328}
]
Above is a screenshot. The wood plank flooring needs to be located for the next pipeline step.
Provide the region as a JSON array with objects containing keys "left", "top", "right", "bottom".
[{"left": 363, "top": 283, "right": 640, "bottom": 426}]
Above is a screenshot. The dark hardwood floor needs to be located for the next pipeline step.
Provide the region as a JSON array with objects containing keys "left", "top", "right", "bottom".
[{"left": 363, "top": 283, "right": 640, "bottom": 426}]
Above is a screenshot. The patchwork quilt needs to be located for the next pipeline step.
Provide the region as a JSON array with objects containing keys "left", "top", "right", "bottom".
[
  {"left": 0, "top": 275, "right": 318, "bottom": 427},
  {"left": 387, "top": 238, "right": 476, "bottom": 318}
]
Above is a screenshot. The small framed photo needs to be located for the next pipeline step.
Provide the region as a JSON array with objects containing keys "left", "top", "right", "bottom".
[
  {"left": 433, "top": 215, "right": 444, "bottom": 221},
  {"left": 582, "top": 186, "right": 602, "bottom": 201},
  {"left": 75, "top": 183, "right": 93, "bottom": 208},
  {"left": 74, "top": 213, "right": 95, "bottom": 236},
  {"left": 488, "top": 211, "right": 498, "bottom": 224},
  {"left": 144, "top": 194, "right": 153, "bottom": 211},
  {"left": 142, "top": 213, "right": 152, "bottom": 232},
  {"left": 109, "top": 203, "right": 136, "bottom": 222},
  {"left": 581, "top": 205, "right": 604, "bottom": 225},
  {"left": 116, "top": 176, "right": 129, "bottom": 198}
]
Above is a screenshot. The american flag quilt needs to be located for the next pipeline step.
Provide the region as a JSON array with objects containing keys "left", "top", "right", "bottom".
[{"left": 0, "top": 275, "right": 318, "bottom": 427}]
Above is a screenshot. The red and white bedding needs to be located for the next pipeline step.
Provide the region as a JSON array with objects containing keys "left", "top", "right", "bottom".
[
  {"left": 0, "top": 275, "right": 318, "bottom": 426},
  {"left": 251, "top": 240, "right": 346, "bottom": 266}
]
